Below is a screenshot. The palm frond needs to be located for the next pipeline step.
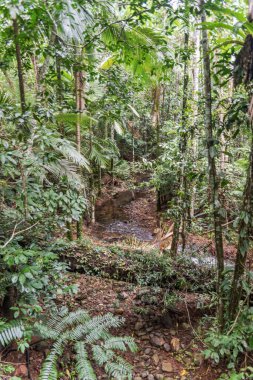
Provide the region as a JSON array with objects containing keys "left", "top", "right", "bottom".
[{"left": 51, "top": 138, "right": 90, "bottom": 171}]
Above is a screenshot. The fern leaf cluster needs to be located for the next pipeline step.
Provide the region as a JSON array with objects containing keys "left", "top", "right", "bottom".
[
  {"left": 0, "top": 320, "right": 24, "bottom": 346},
  {"left": 36, "top": 307, "right": 137, "bottom": 380}
]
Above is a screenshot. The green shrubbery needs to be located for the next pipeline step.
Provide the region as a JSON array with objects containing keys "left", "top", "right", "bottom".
[{"left": 51, "top": 238, "right": 216, "bottom": 292}]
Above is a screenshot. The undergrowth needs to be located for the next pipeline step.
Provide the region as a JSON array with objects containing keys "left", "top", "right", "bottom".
[{"left": 50, "top": 238, "right": 216, "bottom": 292}]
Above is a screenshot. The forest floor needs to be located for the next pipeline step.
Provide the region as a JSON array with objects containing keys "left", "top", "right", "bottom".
[{"left": 5, "top": 175, "right": 240, "bottom": 380}]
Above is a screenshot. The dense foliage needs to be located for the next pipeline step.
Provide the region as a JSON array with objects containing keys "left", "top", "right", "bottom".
[{"left": 0, "top": 0, "right": 253, "bottom": 378}]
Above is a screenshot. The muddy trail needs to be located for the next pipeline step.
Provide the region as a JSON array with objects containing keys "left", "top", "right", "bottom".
[{"left": 91, "top": 179, "right": 158, "bottom": 244}]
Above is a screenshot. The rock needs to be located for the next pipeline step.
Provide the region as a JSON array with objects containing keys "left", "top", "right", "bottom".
[
  {"left": 136, "top": 331, "right": 146, "bottom": 336},
  {"left": 160, "top": 313, "right": 174, "bottom": 328},
  {"left": 135, "top": 321, "right": 144, "bottom": 330},
  {"left": 164, "top": 343, "right": 171, "bottom": 352},
  {"left": 169, "top": 329, "right": 176, "bottom": 335},
  {"left": 150, "top": 335, "right": 165, "bottom": 347},
  {"left": 148, "top": 375, "right": 155, "bottom": 380},
  {"left": 15, "top": 365, "right": 28, "bottom": 377},
  {"left": 141, "top": 371, "right": 149, "bottom": 378},
  {"left": 118, "top": 291, "right": 128, "bottom": 300},
  {"left": 161, "top": 360, "right": 173, "bottom": 373},
  {"left": 134, "top": 377, "right": 142, "bottom": 380},
  {"left": 170, "top": 337, "right": 180, "bottom": 351},
  {"left": 152, "top": 353, "right": 159, "bottom": 366},
  {"left": 144, "top": 347, "right": 152, "bottom": 354},
  {"left": 115, "top": 308, "right": 124, "bottom": 315},
  {"left": 155, "top": 375, "right": 164, "bottom": 380}
]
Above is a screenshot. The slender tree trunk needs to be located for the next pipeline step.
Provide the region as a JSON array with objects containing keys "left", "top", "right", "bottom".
[
  {"left": 171, "top": 1, "right": 189, "bottom": 255},
  {"left": 151, "top": 85, "right": 161, "bottom": 155},
  {"left": 74, "top": 70, "right": 85, "bottom": 238},
  {"left": 200, "top": 0, "right": 225, "bottom": 330},
  {"left": 13, "top": 18, "right": 26, "bottom": 113},
  {"left": 228, "top": 122, "right": 253, "bottom": 319},
  {"left": 191, "top": 29, "right": 200, "bottom": 218},
  {"left": 55, "top": 36, "right": 63, "bottom": 105},
  {"left": 31, "top": 55, "right": 39, "bottom": 95}
]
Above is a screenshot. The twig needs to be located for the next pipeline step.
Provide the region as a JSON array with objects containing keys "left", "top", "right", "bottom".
[
  {"left": 1, "top": 221, "right": 39, "bottom": 248},
  {"left": 184, "top": 299, "right": 207, "bottom": 346}
]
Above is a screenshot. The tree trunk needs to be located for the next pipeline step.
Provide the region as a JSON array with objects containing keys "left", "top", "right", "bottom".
[
  {"left": 74, "top": 70, "right": 85, "bottom": 238},
  {"left": 200, "top": 0, "right": 225, "bottom": 330},
  {"left": 190, "top": 29, "right": 200, "bottom": 218},
  {"left": 151, "top": 85, "right": 161, "bottom": 155},
  {"left": 13, "top": 18, "right": 26, "bottom": 113},
  {"left": 171, "top": 0, "right": 189, "bottom": 255},
  {"left": 228, "top": 122, "right": 253, "bottom": 320}
]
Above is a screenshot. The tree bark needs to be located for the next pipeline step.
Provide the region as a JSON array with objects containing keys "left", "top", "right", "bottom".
[
  {"left": 171, "top": 0, "right": 189, "bottom": 255},
  {"left": 200, "top": 0, "right": 225, "bottom": 330},
  {"left": 228, "top": 122, "right": 253, "bottom": 319},
  {"left": 13, "top": 18, "right": 26, "bottom": 113},
  {"left": 74, "top": 70, "right": 85, "bottom": 238}
]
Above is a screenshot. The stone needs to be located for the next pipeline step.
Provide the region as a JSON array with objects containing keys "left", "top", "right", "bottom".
[
  {"left": 152, "top": 353, "right": 159, "bottom": 366},
  {"left": 155, "top": 375, "right": 164, "bottom": 380},
  {"left": 164, "top": 343, "right": 171, "bottom": 352},
  {"left": 116, "top": 308, "right": 124, "bottom": 315},
  {"left": 161, "top": 360, "right": 173, "bottom": 373},
  {"left": 15, "top": 365, "right": 28, "bottom": 377},
  {"left": 150, "top": 335, "right": 165, "bottom": 347},
  {"left": 135, "top": 321, "right": 144, "bottom": 330},
  {"left": 169, "top": 329, "right": 176, "bottom": 335},
  {"left": 118, "top": 291, "right": 128, "bottom": 300},
  {"left": 144, "top": 347, "right": 152, "bottom": 354},
  {"left": 170, "top": 337, "right": 180, "bottom": 351},
  {"left": 148, "top": 375, "right": 155, "bottom": 380},
  {"left": 160, "top": 313, "right": 174, "bottom": 328},
  {"left": 141, "top": 371, "right": 149, "bottom": 378},
  {"left": 134, "top": 377, "right": 142, "bottom": 380}
]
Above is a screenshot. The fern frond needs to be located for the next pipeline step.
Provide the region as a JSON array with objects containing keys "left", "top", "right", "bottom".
[
  {"left": 49, "top": 309, "right": 90, "bottom": 336},
  {"left": 92, "top": 345, "right": 115, "bottom": 366},
  {"left": 104, "top": 336, "right": 137, "bottom": 352},
  {"left": 75, "top": 341, "right": 97, "bottom": 380},
  {"left": 51, "top": 138, "right": 90, "bottom": 171},
  {"left": 0, "top": 321, "right": 24, "bottom": 346},
  {"left": 39, "top": 339, "right": 63, "bottom": 380},
  {"left": 84, "top": 314, "right": 123, "bottom": 344},
  {"left": 105, "top": 357, "right": 133, "bottom": 380},
  {"left": 55, "top": 112, "right": 98, "bottom": 126}
]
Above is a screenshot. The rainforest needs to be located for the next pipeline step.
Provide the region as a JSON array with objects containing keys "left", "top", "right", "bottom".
[{"left": 0, "top": 0, "right": 253, "bottom": 379}]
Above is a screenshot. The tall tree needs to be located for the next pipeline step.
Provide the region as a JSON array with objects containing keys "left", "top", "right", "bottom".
[{"left": 200, "top": 0, "right": 225, "bottom": 330}]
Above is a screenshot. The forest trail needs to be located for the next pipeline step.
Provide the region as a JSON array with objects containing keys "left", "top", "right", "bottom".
[{"left": 90, "top": 177, "right": 158, "bottom": 244}]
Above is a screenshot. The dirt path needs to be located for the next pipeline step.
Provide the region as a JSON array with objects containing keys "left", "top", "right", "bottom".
[{"left": 91, "top": 182, "right": 158, "bottom": 243}]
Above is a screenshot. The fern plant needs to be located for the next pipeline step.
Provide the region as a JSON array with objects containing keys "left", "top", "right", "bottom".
[
  {"left": 35, "top": 307, "right": 137, "bottom": 380},
  {"left": 0, "top": 319, "right": 24, "bottom": 347}
]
